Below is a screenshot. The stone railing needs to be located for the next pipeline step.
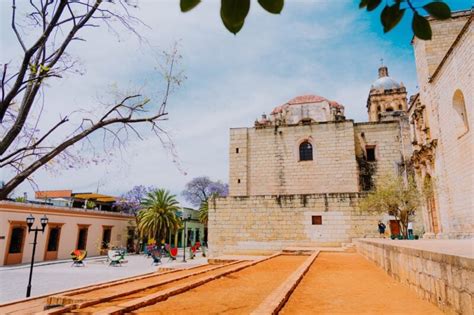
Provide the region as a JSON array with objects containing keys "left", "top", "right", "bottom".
[{"left": 355, "top": 239, "right": 473, "bottom": 315}]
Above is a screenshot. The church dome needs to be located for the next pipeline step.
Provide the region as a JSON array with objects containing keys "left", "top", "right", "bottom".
[
  {"left": 271, "top": 94, "right": 344, "bottom": 114},
  {"left": 371, "top": 76, "right": 401, "bottom": 90},
  {"left": 370, "top": 66, "right": 402, "bottom": 91}
]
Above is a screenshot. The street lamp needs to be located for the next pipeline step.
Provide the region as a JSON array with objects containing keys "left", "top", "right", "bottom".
[
  {"left": 182, "top": 215, "right": 191, "bottom": 263},
  {"left": 25, "top": 214, "right": 48, "bottom": 298}
]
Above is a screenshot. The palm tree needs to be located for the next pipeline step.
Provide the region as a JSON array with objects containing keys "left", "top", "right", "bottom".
[
  {"left": 199, "top": 192, "right": 219, "bottom": 225},
  {"left": 138, "top": 189, "right": 181, "bottom": 242},
  {"left": 199, "top": 199, "right": 208, "bottom": 224}
]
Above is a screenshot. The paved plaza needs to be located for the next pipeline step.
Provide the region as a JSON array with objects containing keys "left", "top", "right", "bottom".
[
  {"left": 358, "top": 238, "right": 474, "bottom": 258},
  {"left": 0, "top": 251, "right": 207, "bottom": 303}
]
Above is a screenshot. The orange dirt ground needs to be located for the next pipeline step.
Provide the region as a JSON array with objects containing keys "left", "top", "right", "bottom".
[
  {"left": 71, "top": 261, "right": 250, "bottom": 313},
  {"left": 133, "top": 255, "right": 307, "bottom": 314},
  {"left": 280, "top": 252, "right": 443, "bottom": 315}
]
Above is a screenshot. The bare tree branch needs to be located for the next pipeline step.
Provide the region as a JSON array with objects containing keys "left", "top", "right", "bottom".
[
  {"left": 11, "top": 0, "right": 27, "bottom": 52},
  {"left": 0, "top": 1, "right": 183, "bottom": 199}
]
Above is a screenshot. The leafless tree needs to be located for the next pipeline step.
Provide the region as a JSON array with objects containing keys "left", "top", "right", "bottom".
[{"left": 0, "top": 0, "right": 183, "bottom": 199}]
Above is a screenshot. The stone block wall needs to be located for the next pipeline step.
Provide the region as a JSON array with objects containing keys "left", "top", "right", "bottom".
[
  {"left": 413, "top": 12, "right": 473, "bottom": 238},
  {"left": 229, "top": 121, "right": 359, "bottom": 196},
  {"left": 354, "top": 121, "right": 410, "bottom": 189},
  {"left": 228, "top": 128, "right": 249, "bottom": 196},
  {"left": 356, "top": 239, "right": 474, "bottom": 315},
  {"left": 208, "top": 193, "right": 407, "bottom": 257},
  {"left": 414, "top": 13, "right": 469, "bottom": 80}
]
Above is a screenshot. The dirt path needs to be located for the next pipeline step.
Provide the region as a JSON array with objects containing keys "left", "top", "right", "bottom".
[
  {"left": 72, "top": 261, "right": 250, "bottom": 313},
  {"left": 280, "top": 252, "right": 443, "bottom": 315},
  {"left": 133, "top": 255, "right": 307, "bottom": 314}
]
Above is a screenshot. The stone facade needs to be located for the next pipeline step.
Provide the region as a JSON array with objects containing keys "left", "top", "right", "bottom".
[
  {"left": 367, "top": 66, "right": 409, "bottom": 122},
  {"left": 411, "top": 11, "right": 473, "bottom": 238},
  {"left": 210, "top": 66, "right": 417, "bottom": 256},
  {"left": 356, "top": 239, "right": 474, "bottom": 315},
  {"left": 209, "top": 194, "right": 425, "bottom": 257},
  {"left": 209, "top": 194, "right": 375, "bottom": 256}
]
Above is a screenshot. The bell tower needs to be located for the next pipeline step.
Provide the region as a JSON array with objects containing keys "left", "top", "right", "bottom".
[{"left": 367, "top": 65, "right": 408, "bottom": 122}]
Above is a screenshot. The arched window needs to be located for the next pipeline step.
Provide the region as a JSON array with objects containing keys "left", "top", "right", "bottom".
[
  {"left": 453, "top": 89, "right": 469, "bottom": 136},
  {"left": 386, "top": 107, "right": 394, "bottom": 112},
  {"left": 299, "top": 141, "right": 313, "bottom": 161}
]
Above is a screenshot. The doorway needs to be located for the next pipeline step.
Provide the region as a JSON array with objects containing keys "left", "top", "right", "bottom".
[
  {"left": 101, "top": 226, "right": 112, "bottom": 254},
  {"left": 5, "top": 223, "right": 27, "bottom": 265},
  {"left": 44, "top": 224, "right": 63, "bottom": 261},
  {"left": 389, "top": 220, "right": 401, "bottom": 236},
  {"left": 76, "top": 225, "right": 89, "bottom": 251}
]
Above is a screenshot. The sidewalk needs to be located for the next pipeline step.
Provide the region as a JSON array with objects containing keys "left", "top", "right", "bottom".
[
  {"left": 356, "top": 238, "right": 474, "bottom": 258},
  {"left": 0, "top": 252, "right": 207, "bottom": 303}
]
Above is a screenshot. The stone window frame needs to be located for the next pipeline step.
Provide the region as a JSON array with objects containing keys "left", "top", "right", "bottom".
[
  {"left": 365, "top": 145, "right": 377, "bottom": 162},
  {"left": 452, "top": 89, "right": 469, "bottom": 138},
  {"left": 296, "top": 137, "right": 314, "bottom": 162}
]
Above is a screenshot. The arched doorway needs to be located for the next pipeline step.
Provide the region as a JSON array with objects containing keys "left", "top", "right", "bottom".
[{"left": 423, "top": 175, "right": 439, "bottom": 234}]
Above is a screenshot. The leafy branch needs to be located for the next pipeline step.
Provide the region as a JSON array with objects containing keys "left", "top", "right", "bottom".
[{"left": 179, "top": 0, "right": 452, "bottom": 40}]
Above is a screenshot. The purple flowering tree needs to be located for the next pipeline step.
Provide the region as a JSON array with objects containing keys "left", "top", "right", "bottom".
[
  {"left": 115, "top": 185, "right": 154, "bottom": 252},
  {"left": 182, "top": 176, "right": 228, "bottom": 208},
  {"left": 116, "top": 185, "right": 155, "bottom": 215}
]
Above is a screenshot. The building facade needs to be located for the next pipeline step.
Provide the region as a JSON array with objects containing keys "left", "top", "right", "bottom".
[
  {"left": 0, "top": 201, "right": 133, "bottom": 266},
  {"left": 176, "top": 207, "right": 206, "bottom": 247},
  {"left": 410, "top": 10, "right": 473, "bottom": 238},
  {"left": 209, "top": 68, "right": 417, "bottom": 257}
]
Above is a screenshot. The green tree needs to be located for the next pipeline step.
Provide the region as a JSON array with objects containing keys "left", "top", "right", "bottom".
[
  {"left": 199, "top": 198, "right": 210, "bottom": 225},
  {"left": 137, "top": 189, "right": 181, "bottom": 242},
  {"left": 359, "top": 175, "right": 422, "bottom": 238}
]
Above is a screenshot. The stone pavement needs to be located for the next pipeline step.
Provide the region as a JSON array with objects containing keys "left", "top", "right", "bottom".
[
  {"left": 357, "top": 238, "right": 474, "bottom": 258},
  {"left": 0, "top": 251, "right": 207, "bottom": 303}
]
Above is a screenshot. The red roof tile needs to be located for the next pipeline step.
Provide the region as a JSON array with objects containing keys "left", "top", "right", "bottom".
[
  {"left": 271, "top": 94, "right": 344, "bottom": 114},
  {"left": 35, "top": 190, "right": 72, "bottom": 199}
]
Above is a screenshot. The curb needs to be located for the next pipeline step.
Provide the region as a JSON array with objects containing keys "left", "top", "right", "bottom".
[
  {"left": 40, "top": 261, "right": 242, "bottom": 314},
  {"left": 96, "top": 253, "right": 281, "bottom": 314},
  {"left": 250, "top": 251, "right": 320, "bottom": 315}
]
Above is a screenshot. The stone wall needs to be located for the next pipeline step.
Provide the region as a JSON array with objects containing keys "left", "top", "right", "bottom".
[
  {"left": 413, "top": 12, "right": 473, "bottom": 238},
  {"left": 356, "top": 239, "right": 474, "bottom": 315},
  {"left": 229, "top": 121, "right": 359, "bottom": 196},
  {"left": 354, "top": 120, "right": 410, "bottom": 189},
  {"left": 208, "top": 193, "right": 424, "bottom": 257},
  {"left": 229, "top": 119, "right": 411, "bottom": 197}
]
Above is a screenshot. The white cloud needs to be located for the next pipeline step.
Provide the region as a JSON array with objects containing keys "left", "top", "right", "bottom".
[{"left": 1, "top": 0, "right": 419, "bottom": 205}]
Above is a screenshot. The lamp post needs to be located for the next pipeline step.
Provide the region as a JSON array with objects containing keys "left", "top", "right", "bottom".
[
  {"left": 182, "top": 215, "right": 190, "bottom": 263},
  {"left": 25, "top": 214, "right": 48, "bottom": 298}
]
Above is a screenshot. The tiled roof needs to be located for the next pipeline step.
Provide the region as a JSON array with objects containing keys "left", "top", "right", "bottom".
[
  {"left": 35, "top": 190, "right": 72, "bottom": 199},
  {"left": 271, "top": 94, "right": 344, "bottom": 114}
]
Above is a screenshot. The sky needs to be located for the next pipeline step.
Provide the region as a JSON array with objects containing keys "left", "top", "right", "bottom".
[{"left": 0, "top": 0, "right": 471, "bottom": 206}]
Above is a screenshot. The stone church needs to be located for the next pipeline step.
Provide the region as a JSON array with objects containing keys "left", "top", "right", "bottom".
[
  {"left": 208, "top": 66, "right": 415, "bottom": 257},
  {"left": 208, "top": 11, "right": 473, "bottom": 257},
  {"left": 409, "top": 10, "right": 472, "bottom": 239}
]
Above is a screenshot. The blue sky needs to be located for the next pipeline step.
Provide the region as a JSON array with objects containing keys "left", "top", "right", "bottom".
[{"left": 0, "top": 0, "right": 471, "bottom": 205}]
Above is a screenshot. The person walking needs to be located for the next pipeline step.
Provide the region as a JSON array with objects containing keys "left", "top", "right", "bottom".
[
  {"left": 378, "top": 221, "right": 386, "bottom": 238},
  {"left": 407, "top": 221, "right": 414, "bottom": 239}
]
